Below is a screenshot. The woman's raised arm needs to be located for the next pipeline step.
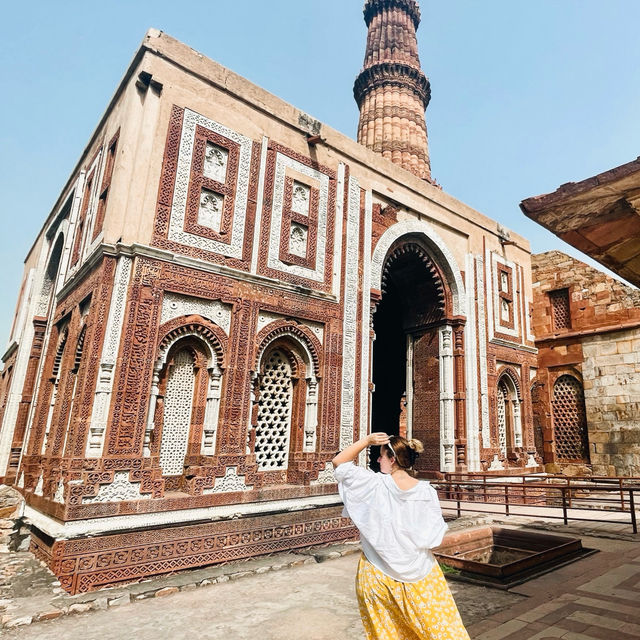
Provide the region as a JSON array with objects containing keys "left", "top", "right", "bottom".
[{"left": 332, "top": 432, "right": 390, "bottom": 468}]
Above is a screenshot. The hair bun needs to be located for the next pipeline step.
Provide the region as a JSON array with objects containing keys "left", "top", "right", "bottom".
[{"left": 408, "top": 439, "right": 424, "bottom": 454}]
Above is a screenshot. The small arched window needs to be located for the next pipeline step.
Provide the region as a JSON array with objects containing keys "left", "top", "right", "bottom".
[
  {"left": 496, "top": 373, "right": 523, "bottom": 458},
  {"left": 154, "top": 333, "right": 222, "bottom": 478},
  {"left": 552, "top": 375, "right": 589, "bottom": 462}
]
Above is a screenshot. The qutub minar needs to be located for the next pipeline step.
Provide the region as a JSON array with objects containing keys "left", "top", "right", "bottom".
[{"left": 0, "top": 0, "right": 541, "bottom": 593}]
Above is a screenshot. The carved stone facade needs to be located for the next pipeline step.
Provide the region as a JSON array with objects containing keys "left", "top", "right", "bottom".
[
  {"left": 0, "top": 13, "right": 537, "bottom": 592},
  {"left": 532, "top": 251, "right": 640, "bottom": 476}
]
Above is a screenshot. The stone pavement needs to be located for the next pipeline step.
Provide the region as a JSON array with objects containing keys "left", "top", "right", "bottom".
[{"left": 0, "top": 517, "right": 638, "bottom": 639}]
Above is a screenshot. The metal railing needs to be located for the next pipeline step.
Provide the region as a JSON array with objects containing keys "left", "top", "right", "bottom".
[{"left": 432, "top": 474, "right": 640, "bottom": 533}]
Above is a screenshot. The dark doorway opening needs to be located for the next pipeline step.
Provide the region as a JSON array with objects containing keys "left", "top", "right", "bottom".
[{"left": 371, "top": 239, "right": 447, "bottom": 473}]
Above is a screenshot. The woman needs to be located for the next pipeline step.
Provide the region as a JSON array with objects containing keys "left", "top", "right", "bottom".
[{"left": 333, "top": 432, "right": 470, "bottom": 640}]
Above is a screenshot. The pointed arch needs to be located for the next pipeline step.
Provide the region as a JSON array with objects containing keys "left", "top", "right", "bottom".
[{"left": 371, "top": 219, "right": 466, "bottom": 316}]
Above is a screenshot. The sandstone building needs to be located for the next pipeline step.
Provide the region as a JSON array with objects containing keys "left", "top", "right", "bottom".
[{"left": 0, "top": 1, "right": 538, "bottom": 593}]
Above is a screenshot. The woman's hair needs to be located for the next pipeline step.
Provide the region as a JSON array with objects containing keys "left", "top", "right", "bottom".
[{"left": 384, "top": 436, "right": 424, "bottom": 477}]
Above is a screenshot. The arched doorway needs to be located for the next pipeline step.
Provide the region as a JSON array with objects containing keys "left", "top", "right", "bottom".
[{"left": 371, "top": 238, "right": 448, "bottom": 473}]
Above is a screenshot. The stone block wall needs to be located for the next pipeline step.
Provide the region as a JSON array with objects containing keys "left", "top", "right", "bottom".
[
  {"left": 532, "top": 251, "right": 640, "bottom": 476},
  {"left": 582, "top": 327, "right": 640, "bottom": 476}
]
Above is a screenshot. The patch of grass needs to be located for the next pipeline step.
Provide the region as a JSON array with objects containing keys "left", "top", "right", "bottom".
[{"left": 439, "top": 562, "right": 460, "bottom": 575}]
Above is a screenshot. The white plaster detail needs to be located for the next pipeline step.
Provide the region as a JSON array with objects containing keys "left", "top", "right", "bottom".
[
  {"left": 487, "top": 250, "right": 520, "bottom": 339},
  {"left": 332, "top": 164, "right": 346, "bottom": 299},
  {"left": 34, "top": 475, "right": 43, "bottom": 496},
  {"left": 439, "top": 325, "right": 455, "bottom": 472},
  {"left": 198, "top": 188, "right": 224, "bottom": 231},
  {"left": 159, "top": 349, "right": 196, "bottom": 475},
  {"left": 10, "top": 269, "right": 34, "bottom": 345},
  {"left": 488, "top": 454, "right": 504, "bottom": 471},
  {"left": 203, "top": 142, "right": 228, "bottom": 183},
  {"left": 53, "top": 479, "right": 65, "bottom": 504},
  {"left": 360, "top": 189, "right": 373, "bottom": 459},
  {"left": 526, "top": 453, "right": 538, "bottom": 467},
  {"left": 17, "top": 472, "right": 24, "bottom": 489},
  {"left": 289, "top": 224, "right": 308, "bottom": 257},
  {"left": 170, "top": 109, "right": 252, "bottom": 258},
  {"left": 497, "top": 381, "right": 508, "bottom": 457},
  {"left": 161, "top": 292, "right": 232, "bottom": 334},
  {"left": 291, "top": 182, "right": 310, "bottom": 215},
  {"left": 267, "top": 152, "right": 330, "bottom": 282},
  {"left": 475, "top": 255, "right": 491, "bottom": 449},
  {"left": 203, "top": 466, "right": 253, "bottom": 494},
  {"left": 340, "top": 176, "right": 361, "bottom": 449},
  {"left": 464, "top": 254, "right": 480, "bottom": 471},
  {"left": 255, "top": 349, "right": 293, "bottom": 471},
  {"left": 256, "top": 312, "right": 324, "bottom": 343},
  {"left": 23, "top": 494, "right": 344, "bottom": 539},
  {"left": 201, "top": 369, "right": 222, "bottom": 456},
  {"left": 86, "top": 256, "right": 132, "bottom": 457},
  {"left": 310, "top": 462, "right": 336, "bottom": 486},
  {"left": 371, "top": 219, "right": 466, "bottom": 316},
  {"left": 82, "top": 471, "right": 151, "bottom": 504}
]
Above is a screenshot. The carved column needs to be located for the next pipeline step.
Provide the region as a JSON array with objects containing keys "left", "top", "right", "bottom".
[
  {"left": 438, "top": 325, "right": 455, "bottom": 471},
  {"left": 303, "top": 377, "right": 318, "bottom": 452},
  {"left": 201, "top": 367, "right": 222, "bottom": 455},
  {"left": 453, "top": 323, "right": 467, "bottom": 468}
]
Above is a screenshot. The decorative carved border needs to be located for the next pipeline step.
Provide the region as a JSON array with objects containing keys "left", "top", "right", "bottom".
[
  {"left": 35, "top": 505, "right": 357, "bottom": 594},
  {"left": 254, "top": 320, "right": 322, "bottom": 378},
  {"left": 183, "top": 125, "right": 240, "bottom": 244},
  {"left": 258, "top": 142, "right": 337, "bottom": 291},
  {"left": 152, "top": 106, "right": 260, "bottom": 271}
]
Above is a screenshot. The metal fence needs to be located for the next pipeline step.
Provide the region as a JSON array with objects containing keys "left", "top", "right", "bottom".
[{"left": 431, "top": 473, "right": 640, "bottom": 533}]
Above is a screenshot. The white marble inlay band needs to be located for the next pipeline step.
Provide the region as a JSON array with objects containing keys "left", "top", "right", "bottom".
[
  {"left": 169, "top": 109, "right": 252, "bottom": 258},
  {"left": 161, "top": 292, "right": 232, "bottom": 334},
  {"left": 267, "top": 152, "right": 329, "bottom": 282},
  {"left": 340, "top": 176, "right": 361, "bottom": 449}
]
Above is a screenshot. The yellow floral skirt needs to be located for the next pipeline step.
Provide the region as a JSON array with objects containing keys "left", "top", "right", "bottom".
[{"left": 355, "top": 554, "right": 470, "bottom": 640}]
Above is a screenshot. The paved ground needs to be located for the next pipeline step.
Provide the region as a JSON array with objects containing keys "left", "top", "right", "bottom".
[
  {"left": 1, "top": 551, "right": 518, "bottom": 639},
  {"left": 1, "top": 517, "right": 638, "bottom": 639}
]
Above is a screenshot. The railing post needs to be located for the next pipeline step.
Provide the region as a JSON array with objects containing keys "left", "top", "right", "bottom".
[
  {"left": 630, "top": 489, "right": 637, "bottom": 534},
  {"left": 561, "top": 487, "right": 568, "bottom": 525},
  {"left": 620, "top": 478, "right": 625, "bottom": 512},
  {"left": 505, "top": 485, "right": 510, "bottom": 517},
  {"left": 567, "top": 477, "right": 572, "bottom": 508},
  {"left": 457, "top": 484, "right": 461, "bottom": 518},
  {"left": 483, "top": 475, "right": 487, "bottom": 503}
]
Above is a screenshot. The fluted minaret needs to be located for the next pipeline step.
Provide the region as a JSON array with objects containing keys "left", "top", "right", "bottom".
[{"left": 354, "top": 0, "right": 433, "bottom": 182}]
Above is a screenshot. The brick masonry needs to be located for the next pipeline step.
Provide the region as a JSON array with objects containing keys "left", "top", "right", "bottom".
[{"left": 532, "top": 250, "right": 640, "bottom": 475}]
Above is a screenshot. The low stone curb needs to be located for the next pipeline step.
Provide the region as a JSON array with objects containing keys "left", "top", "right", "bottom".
[{"left": 0, "top": 541, "right": 361, "bottom": 630}]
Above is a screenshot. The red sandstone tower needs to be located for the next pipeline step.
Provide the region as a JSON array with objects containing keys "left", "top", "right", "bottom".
[{"left": 354, "top": 0, "right": 433, "bottom": 182}]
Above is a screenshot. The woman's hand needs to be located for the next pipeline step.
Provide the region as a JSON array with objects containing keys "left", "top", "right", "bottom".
[
  {"left": 332, "top": 432, "right": 390, "bottom": 468},
  {"left": 367, "top": 432, "right": 390, "bottom": 447}
]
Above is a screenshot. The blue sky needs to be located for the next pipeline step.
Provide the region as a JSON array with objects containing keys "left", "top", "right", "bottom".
[{"left": 1, "top": 1, "right": 640, "bottom": 345}]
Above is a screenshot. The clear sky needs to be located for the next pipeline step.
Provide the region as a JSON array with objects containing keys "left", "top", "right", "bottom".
[{"left": 1, "top": 1, "right": 640, "bottom": 346}]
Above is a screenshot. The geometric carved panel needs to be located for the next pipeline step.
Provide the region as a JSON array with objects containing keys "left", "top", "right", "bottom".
[
  {"left": 266, "top": 152, "right": 329, "bottom": 282},
  {"left": 169, "top": 109, "right": 253, "bottom": 258},
  {"left": 255, "top": 350, "right": 293, "bottom": 471},
  {"left": 552, "top": 375, "right": 589, "bottom": 462},
  {"left": 160, "top": 349, "right": 195, "bottom": 475}
]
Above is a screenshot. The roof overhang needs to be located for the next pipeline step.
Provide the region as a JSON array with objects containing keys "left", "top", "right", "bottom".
[{"left": 520, "top": 157, "right": 640, "bottom": 287}]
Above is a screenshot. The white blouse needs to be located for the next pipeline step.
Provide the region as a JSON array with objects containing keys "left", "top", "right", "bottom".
[{"left": 335, "top": 461, "right": 447, "bottom": 583}]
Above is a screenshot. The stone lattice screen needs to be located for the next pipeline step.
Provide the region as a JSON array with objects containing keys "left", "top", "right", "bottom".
[
  {"left": 549, "top": 288, "right": 571, "bottom": 331},
  {"left": 552, "top": 375, "right": 589, "bottom": 462}
]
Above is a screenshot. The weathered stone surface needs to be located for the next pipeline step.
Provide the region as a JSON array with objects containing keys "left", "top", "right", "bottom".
[{"left": 532, "top": 251, "right": 640, "bottom": 476}]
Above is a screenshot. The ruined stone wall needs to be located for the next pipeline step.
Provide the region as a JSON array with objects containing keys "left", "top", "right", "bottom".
[
  {"left": 532, "top": 251, "right": 640, "bottom": 475},
  {"left": 582, "top": 327, "right": 640, "bottom": 476}
]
